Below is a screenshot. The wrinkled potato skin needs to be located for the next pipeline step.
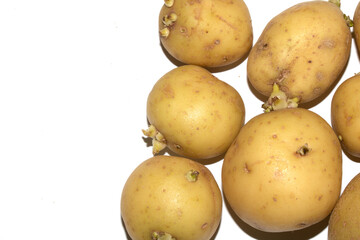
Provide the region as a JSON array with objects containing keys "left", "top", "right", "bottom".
[
  {"left": 147, "top": 65, "right": 245, "bottom": 159},
  {"left": 222, "top": 108, "right": 342, "bottom": 232},
  {"left": 354, "top": 2, "right": 360, "bottom": 53},
  {"left": 328, "top": 173, "right": 360, "bottom": 240},
  {"left": 247, "top": 1, "right": 351, "bottom": 104},
  {"left": 121, "top": 155, "right": 222, "bottom": 240},
  {"left": 331, "top": 74, "right": 360, "bottom": 157},
  {"left": 159, "top": 0, "right": 253, "bottom": 68}
]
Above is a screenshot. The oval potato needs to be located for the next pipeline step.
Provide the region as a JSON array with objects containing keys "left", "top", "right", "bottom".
[
  {"left": 247, "top": 1, "right": 351, "bottom": 104},
  {"left": 159, "top": 0, "right": 253, "bottom": 68}
]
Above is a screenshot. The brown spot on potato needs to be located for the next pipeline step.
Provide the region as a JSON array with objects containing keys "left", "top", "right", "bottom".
[
  {"left": 214, "top": 39, "right": 220, "bottom": 45},
  {"left": 247, "top": 136, "right": 253, "bottom": 145},
  {"left": 313, "top": 87, "right": 321, "bottom": 95},
  {"left": 201, "top": 223, "right": 208, "bottom": 229},
  {"left": 273, "top": 197, "right": 277, "bottom": 202},
  {"left": 272, "top": 134, "right": 277, "bottom": 139},
  {"left": 163, "top": 84, "right": 174, "bottom": 98},
  {"left": 318, "top": 39, "right": 335, "bottom": 49},
  {"left": 346, "top": 116, "right": 353, "bottom": 126},
  {"left": 296, "top": 223, "right": 307, "bottom": 228}
]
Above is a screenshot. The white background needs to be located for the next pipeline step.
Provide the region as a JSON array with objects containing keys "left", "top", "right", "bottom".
[{"left": 0, "top": 0, "right": 359, "bottom": 239}]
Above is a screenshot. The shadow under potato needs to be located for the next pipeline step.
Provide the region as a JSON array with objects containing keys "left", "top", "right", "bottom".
[
  {"left": 223, "top": 196, "right": 330, "bottom": 240},
  {"left": 142, "top": 135, "right": 225, "bottom": 165},
  {"left": 341, "top": 146, "right": 360, "bottom": 163},
  {"left": 121, "top": 217, "right": 132, "bottom": 240},
  {"left": 159, "top": 41, "right": 251, "bottom": 74}
]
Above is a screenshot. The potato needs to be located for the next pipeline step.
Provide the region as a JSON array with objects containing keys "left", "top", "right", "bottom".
[
  {"left": 247, "top": 1, "right": 351, "bottom": 105},
  {"left": 158, "top": 0, "right": 253, "bottom": 68},
  {"left": 354, "top": 2, "right": 360, "bottom": 53},
  {"left": 222, "top": 108, "right": 342, "bottom": 232},
  {"left": 328, "top": 173, "right": 360, "bottom": 240},
  {"left": 143, "top": 65, "right": 245, "bottom": 160},
  {"left": 121, "top": 155, "right": 222, "bottom": 240},
  {"left": 331, "top": 74, "right": 360, "bottom": 157}
]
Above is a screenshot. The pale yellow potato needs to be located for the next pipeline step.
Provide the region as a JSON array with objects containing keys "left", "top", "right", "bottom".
[
  {"left": 331, "top": 74, "right": 360, "bottom": 157},
  {"left": 145, "top": 65, "right": 245, "bottom": 159},
  {"left": 247, "top": 1, "right": 351, "bottom": 104},
  {"left": 159, "top": 0, "right": 253, "bottom": 68},
  {"left": 121, "top": 155, "right": 222, "bottom": 240},
  {"left": 354, "top": 2, "right": 360, "bottom": 53},
  {"left": 328, "top": 173, "right": 360, "bottom": 240},
  {"left": 222, "top": 108, "right": 342, "bottom": 232}
]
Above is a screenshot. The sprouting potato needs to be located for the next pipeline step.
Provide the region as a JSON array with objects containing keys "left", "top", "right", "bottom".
[
  {"left": 143, "top": 65, "right": 245, "bottom": 160},
  {"left": 247, "top": 1, "right": 351, "bottom": 108},
  {"left": 331, "top": 73, "right": 360, "bottom": 157},
  {"left": 328, "top": 173, "right": 360, "bottom": 240},
  {"left": 158, "top": 0, "right": 253, "bottom": 68},
  {"left": 222, "top": 108, "right": 342, "bottom": 232},
  {"left": 121, "top": 155, "right": 222, "bottom": 240}
]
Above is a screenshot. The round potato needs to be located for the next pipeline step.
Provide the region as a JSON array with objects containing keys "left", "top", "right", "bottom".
[
  {"left": 222, "top": 108, "right": 342, "bottom": 232},
  {"left": 328, "top": 173, "right": 360, "bottom": 240},
  {"left": 143, "top": 65, "right": 245, "bottom": 160},
  {"left": 331, "top": 74, "right": 360, "bottom": 157},
  {"left": 354, "top": 1, "right": 360, "bottom": 53},
  {"left": 247, "top": 1, "right": 351, "bottom": 105},
  {"left": 158, "top": 0, "right": 253, "bottom": 68},
  {"left": 121, "top": 155, "right": 222, "bottom": 240}
]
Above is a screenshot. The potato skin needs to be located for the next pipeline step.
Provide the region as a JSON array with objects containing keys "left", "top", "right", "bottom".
[
  {"left": 331, "top": 74, "right": 360, "bottom": 157},
  {"left": 159, "top": 0, "right": 253, "bottom": 68},
  {"left": 222, "top": 108, "right": 342, "bottom": 232},
  {"left": 146, "top": 65, "right": 245, "bottom": 159},
  {"left": 354, "top": 2, "right": 360, "bottom": 53},
  {"left": 247, "top": 1, "right": 351, "bottom": 104},
  {"left": 121, "top": 155, "right": 222, "bottom": 240},
  {"left": 328, "top": 173, "right": 360, "bottom": 240}
]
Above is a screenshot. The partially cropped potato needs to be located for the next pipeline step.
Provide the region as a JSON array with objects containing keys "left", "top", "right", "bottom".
[
  {"left": 328, "top": 173, "right": 360, "bottom": 240},
  {"left": 354, "top": 2, "right": 360, "bottom": 53},
  {"left": 222, "top": 108, "right": 342, "bottom": 232},
  {"left": 247, "top": 1, "right": 351, "bottom": 106},
  {"left": 331, "top": 74, "right": 360, "bottom": 157},
  {"left": 143, "top": 65, "right": 245, "bottom": 160},
  {"left": 159, "top": 0, "right": 253, "bottom": 68},
  {"left": 121, "top": 155, "right": 222, "bottom": 240}
]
